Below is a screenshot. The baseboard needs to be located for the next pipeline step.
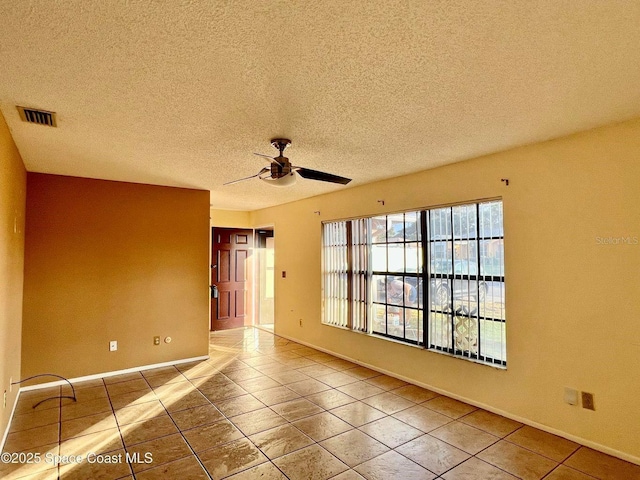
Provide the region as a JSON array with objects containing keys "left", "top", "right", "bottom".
[
  {"left": 18, "top": 355, "right": 210, "bottom": 392},
  {"left": 275, "top": 331, "right": 640, "bottom": 466},
  {"left": 0, "top": 389, "right": 22, "bottom": 453}
]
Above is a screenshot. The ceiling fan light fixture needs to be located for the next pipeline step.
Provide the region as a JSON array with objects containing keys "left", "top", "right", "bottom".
[{"left": 260, "top": 172, "right": 297, "bottom": 187}]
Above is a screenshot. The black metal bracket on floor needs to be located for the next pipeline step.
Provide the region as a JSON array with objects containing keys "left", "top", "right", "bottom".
[{"left": 12, "top": 374, "right": 77, "bottom": 409}]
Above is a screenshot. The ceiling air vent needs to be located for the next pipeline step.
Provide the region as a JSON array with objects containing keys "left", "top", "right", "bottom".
[{"left": 16, "top": 106, "right": 57, "bottom": 127}]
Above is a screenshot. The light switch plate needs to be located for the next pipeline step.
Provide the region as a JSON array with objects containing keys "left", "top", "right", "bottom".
[
  {"left": 564, "top": 387, "right": 578, "bottom": 406},
  {"left": 109, "top": 340, "right": 118, "bottom": 352}
]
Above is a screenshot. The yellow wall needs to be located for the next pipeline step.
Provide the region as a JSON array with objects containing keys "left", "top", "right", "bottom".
[
  {"left": 0, "top": 113, "right": 26, "bottom": 435},
  {"left": 210, "top": 209, "right": 251, "bottom": 228},
  {"left": 22, "top": 174, "right": 210, "bottom": 380},
  {"left": 251, "top": 119, "right": 640, "bottom": 461}
]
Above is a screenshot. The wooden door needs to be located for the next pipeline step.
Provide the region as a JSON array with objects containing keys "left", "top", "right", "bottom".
[{"left": 211, "top": 228, "right": 253, "bottom": 331}]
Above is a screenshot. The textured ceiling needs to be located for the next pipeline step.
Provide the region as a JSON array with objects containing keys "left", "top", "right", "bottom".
[{"left": 1, "top": 1, "right": 640, "bottom": 210}]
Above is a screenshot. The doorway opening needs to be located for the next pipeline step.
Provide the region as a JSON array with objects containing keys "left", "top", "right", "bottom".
[{"left": 255, "top": 228, "right": 274, "bottom": 331}]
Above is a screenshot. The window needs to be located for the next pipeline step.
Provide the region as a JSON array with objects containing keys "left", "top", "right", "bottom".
[{"left": 321, "top": 200, "right": 506, "bottom": 366}]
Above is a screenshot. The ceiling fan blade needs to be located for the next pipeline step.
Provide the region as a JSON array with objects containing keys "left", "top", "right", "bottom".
[
  {"left": 224, "top": 168, "right": 269, "bottom": 185},
  {"left": 294, "top": 167, "right": 352, "bottom": 185},
  {"left": 253, "top": 152, "right": 283, "bottom": 166}
]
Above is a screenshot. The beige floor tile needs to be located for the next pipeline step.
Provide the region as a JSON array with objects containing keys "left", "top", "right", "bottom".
[
  {"left": 108, "top": 389, "right": 159, "bottom": 409},
  {"left": 458, "top": 409, "right": 522, "bottom": 437},
  {"left": 69, "top": 378, "right": 106, "bottom": 390},
  {"left": 0, "top": 443, "right": 59, "bottom": 479},
  {"left": 230, "top": 407, "right": 288, "bottom": 436},
  {"left": 103, "top": 372, "right": 143, "bottom": 384},
  {"left": 4, "top": 423, "right": 60, "bottom": 452},
  {"left": 141, "top": 365, "right": 181, "bottom": 377},
  {"left": 330, "top": 470, "right": 367, "bottom": 479},
  {"left": 324, "top": 359, "right": 359, "bottom": 371},
  {"left": 306, "top": 390, "right": 357, "bottom": 410},
  {"left": 143, "top": 372, "right": 189, "bottom": 388},
  {"left": 293, "top": 412, "right": 354, "bottom": 441},
  {"left": 390, "top": 384, "right": 440, "bottom": 403},
  {"left": 288, "top": 379, "right": 333, "bottom": 396},
  {"left": 441, "top": 457, "right": 518, "bottom": 479},
  {"left": 354, "top": 450, "right": 436, "bottom": 480},
  {"left": 316, "top": 372, "right": 360, "bottom": 388},
  {"left": 267, "top": 370, "right": 312, "bottom": 385},
  {"left": 359, "top": 416, "right": 423, "bottom": 448},
  {"left": 242, "top": 355, "right": 281, "bottom": 367},
  {"left": 505, "top": 426, "right": 579, "bottom": 462},
  {"left": 225, "top": 367, "right": 265, "bottom": 382},
  {"left": 364, "top": 375, "right": 408, "bottom": 391},
  {"left": 115, "top": 400, "right": 167, "bottom": 426},
  {"left": 236, "top": 375, "right": 282, "bottom": 393},
  {"left": 273, "top": 444, "right": 348, "bottom": 480},
  {"left": 252, "top": 386, "right": 301, "bottom": 406},
  {"left": 544, "top": 465, "right": 601, "bottom": 480},
  {"left": 321, "top": 429, "right": 389, "bottom": 467},
  {"left": 298, "top": 364, "right": 340, "bottom": 377},
  {"left": 270, "top": 398, "right": 324, "bottom": 421},
  {"left": 9, "top": 408, "right": 59, "bottom": 433},
  {"left": 135, "top": 455, "right": 209, "bottom": 480},
  {"left": 337, "top": 382, "right": 385, "bottom": 400},
  {"left": 201, "top": 383, "right": 248, "bottom": 403},
  {"left": 1, "top": 466, "right": 59, "bottom": 480},
  {"left": 396, "top": 434, "right": 470, "bottom": 475},
  {"left": 61, "top": 397, "right": 112, "bottom": 421},
  {"left": 169, "top": 403, "right": 225, "bottom": 431},
  {"left": 182, "top": 419, "right": 243, "bottom": 453},
  {"left": 58, "top": 449, "right": 132, "bottom": 480},
  {"left": 61, "top": 411, "right": 118, "bottom": 440},
  {"left": 226, "top": 461, "right": 287, "bottom": 479},
  {"left": 477, "top": 440, "right": 558, "bottom": 480},
  {"left": 249, "top": 424, "right": 314, "bottom": 459},
  {"left": 423, "top": 396, "right": 477, "bottom": 419},
  {"left": 306, "top": 352, "right": 338, "bottom": 364},
  {"left": 181, "top": 363, "right": 220, "bottom": 380},
  {"left": 330, "top": 401, "right": 387, "bottom": 427},
  {"left": 343, "top": 367, "right": 381, "bottom": 381},
  {"left": 120, "top": 415, "right": 179, "bottom": 446},
  {"left": 161, "top": 390, "right": 210, "bottom": 413},
  {"left": 105, "top": 379, "right": 151, "bottom": 397},
  {"left": 126, "top": 433, "right": 192, "bottom": 473},
  {"left": 361, "top": 392, "right": 415, "bottom": 415},
  {"left": 214, "top": 394, "right": 265, "bottom": 417},
  {"left": 59, "top": 427, "right": 123, "bottom": 456},
  {"left": 430, "top": 421, "right": 499, "bottom": 454},
  {"left": 392, "top": 404, "right": 452, "bottom": 433},
  {"left": 61, "top": 385, "right": 108, "bottom": 404},
  {"left": 281, "top": 357, "right": 318, "bottom": 369},
  {"left": 199, "top": 437, "right": 268, "bottom": 478},
  {"left": 564, "top": 447, "right": 640, "bottom": 480},
  {"left": 14, "top": 390, "right": 61, "bottom": 415}
]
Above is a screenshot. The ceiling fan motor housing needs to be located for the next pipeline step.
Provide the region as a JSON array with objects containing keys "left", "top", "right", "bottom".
[{"left": 270, "top": 157, "right": 292, "bottom": 178}]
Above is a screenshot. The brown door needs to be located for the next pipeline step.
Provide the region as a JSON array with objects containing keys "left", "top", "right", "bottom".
[{"left": 211, "top": 228, "right": 253, "bottom": 331}]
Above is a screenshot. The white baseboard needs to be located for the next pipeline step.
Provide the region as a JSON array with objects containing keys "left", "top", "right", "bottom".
[
  {"left": 17, "top": 355, "right": 209, "bottom": 392},
  {"left": 0, "top": 389, "right": 22, "bottom": 453},
  {"left": 275, "top": 331, "right": 640, "bottom": 466}
]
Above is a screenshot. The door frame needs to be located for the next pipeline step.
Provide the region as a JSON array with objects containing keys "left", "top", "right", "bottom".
[{"left": 253, "top": 225, "right": 275, "bottom": 329}]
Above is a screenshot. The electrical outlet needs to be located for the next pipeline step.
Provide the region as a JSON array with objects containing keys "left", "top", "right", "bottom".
[
  {"left": 3, "top": 390, "right": 6, "bottom": 408},
  {"left": 109, "top": 340, "right": 118, "bottom": 352},
  {"left": 153, "top": 336, "right": 160, "bottom": 346},
  {"left": 299, "top": 319, "right": 303, "bottom": 327},
  {"left": 282, "top": 271, "right": 286, "bottom": 278},
  {"left": 581, "top": 392, "right": 595, "bottom": 410}
]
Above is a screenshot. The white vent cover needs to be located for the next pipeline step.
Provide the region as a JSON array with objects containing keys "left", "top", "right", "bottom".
[{"left": 17, "top": 106, "right": 57, "bottom": 127}]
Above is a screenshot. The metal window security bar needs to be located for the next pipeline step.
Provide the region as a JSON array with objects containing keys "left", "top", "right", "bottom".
[{"left": 321, "top": 200, "right": 505, "bottom": 367}]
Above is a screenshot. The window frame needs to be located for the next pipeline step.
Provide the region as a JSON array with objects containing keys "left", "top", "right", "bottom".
[{"left": 321, "top": 199, "right": 506, "bottom": 367}]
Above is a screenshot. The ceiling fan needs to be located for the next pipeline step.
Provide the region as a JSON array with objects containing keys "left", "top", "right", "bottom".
[{"left": 224, "top": 138, "right": 352, "bottom": 187}]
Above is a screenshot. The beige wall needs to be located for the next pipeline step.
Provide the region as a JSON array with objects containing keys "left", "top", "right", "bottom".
[
  {"left": 251, "top": 119, "right": 640, "bottom": 461},
  {"left": 22, "top": 174, "right": 210, "bottom": 380},
  {"left": 0, "top": 113, "right": 26, "bottom": 435},
  {"left": 210, "top": 209, "right": 251, "bottom": 228}
]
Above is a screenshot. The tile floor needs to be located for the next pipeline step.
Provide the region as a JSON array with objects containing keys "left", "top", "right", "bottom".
[{"left": 2, "top": 327, "right": 639, "bottom": 480}]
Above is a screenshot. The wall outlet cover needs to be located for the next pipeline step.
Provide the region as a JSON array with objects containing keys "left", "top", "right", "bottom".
[
  {"left": 564, "top": 387, "right": 578, "bottom": 406},
  {"left": 109, "top": 340, "right": 118, "bottom": 352}
]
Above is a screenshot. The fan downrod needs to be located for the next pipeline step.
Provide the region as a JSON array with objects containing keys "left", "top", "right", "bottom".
[{"left": 270, "top": 138, "right": 291, "bottom": 156}]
